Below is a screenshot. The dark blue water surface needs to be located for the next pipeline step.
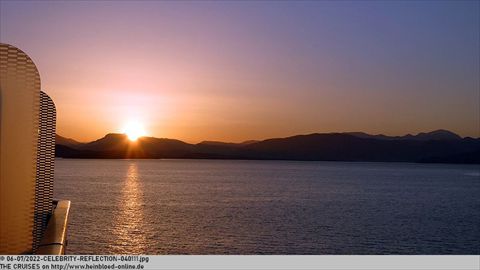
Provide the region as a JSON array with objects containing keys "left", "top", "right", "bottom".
[{"left": 54, "top": 159, "right": 480, "bottom": 254}]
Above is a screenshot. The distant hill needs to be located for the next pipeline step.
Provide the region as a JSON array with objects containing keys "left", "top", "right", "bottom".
[
  {"left": 198, "top": 141, "right": 244, "bottom": 147},
  {"left": 345, "top": 129, "right": 462, "bottom": 141},
  {"left": 66, "top": 133, "right": 194, "bottom": 158},
  {"left": 56, "top": 134, "right": 83, "bottom": 148},
  {"left": 198, "top": 140, "right": 258, "bottom": 147},
  {"left": 55, "top": 130, "right": 480, "bottom": 164},
  {"left": 239, "top": 133, "right": 477, "bottom": 162}
]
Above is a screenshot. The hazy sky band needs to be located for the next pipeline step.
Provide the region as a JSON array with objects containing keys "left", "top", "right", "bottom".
[{"left": 1, "top": 1, "right": 478, "bottom": 142}]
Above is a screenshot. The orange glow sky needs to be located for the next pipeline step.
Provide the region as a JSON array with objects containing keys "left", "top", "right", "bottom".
[{"left": 1, "top": 1, "right": 478, "bottom": 143}]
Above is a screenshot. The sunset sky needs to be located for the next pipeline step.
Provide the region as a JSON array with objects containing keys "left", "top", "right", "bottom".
[{"left": 1, "top": 1, "right": 478, "bottom": 143}]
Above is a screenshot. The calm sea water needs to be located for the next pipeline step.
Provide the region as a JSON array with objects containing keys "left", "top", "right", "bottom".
[{"left": 54, "top": 159, "right": 480, "bottom": 254}]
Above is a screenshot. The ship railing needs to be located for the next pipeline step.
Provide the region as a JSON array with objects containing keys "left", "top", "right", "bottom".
[{"left": 36, "top": 200, "right": 71, "bottom": 255}]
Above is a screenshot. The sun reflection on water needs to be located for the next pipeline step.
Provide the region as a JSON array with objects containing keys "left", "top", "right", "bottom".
[{"left": 110, "top": 162, "right": 147, "bottom": 254}]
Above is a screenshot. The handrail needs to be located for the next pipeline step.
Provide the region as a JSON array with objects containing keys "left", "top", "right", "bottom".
[{"left": 36, "top": 200, "right": 71, "bottom": 255}]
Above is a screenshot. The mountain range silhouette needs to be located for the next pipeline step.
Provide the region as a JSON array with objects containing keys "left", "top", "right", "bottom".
[{"left": 55, "top": 130, "right": 480, "bottom": 163}]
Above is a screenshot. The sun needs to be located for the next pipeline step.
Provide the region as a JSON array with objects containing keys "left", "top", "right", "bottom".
[{"left": 122, "top": 122, "right": 147, "bottom": 141}]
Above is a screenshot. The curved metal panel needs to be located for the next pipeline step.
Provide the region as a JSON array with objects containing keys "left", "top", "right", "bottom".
[{"left": 0, "top": 43, "right": 40, "bottom": 254}]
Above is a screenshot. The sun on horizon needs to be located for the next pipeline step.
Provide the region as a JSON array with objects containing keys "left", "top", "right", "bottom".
[{"left": 121, "top": 121, "right": 147, "bottom": 141}]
